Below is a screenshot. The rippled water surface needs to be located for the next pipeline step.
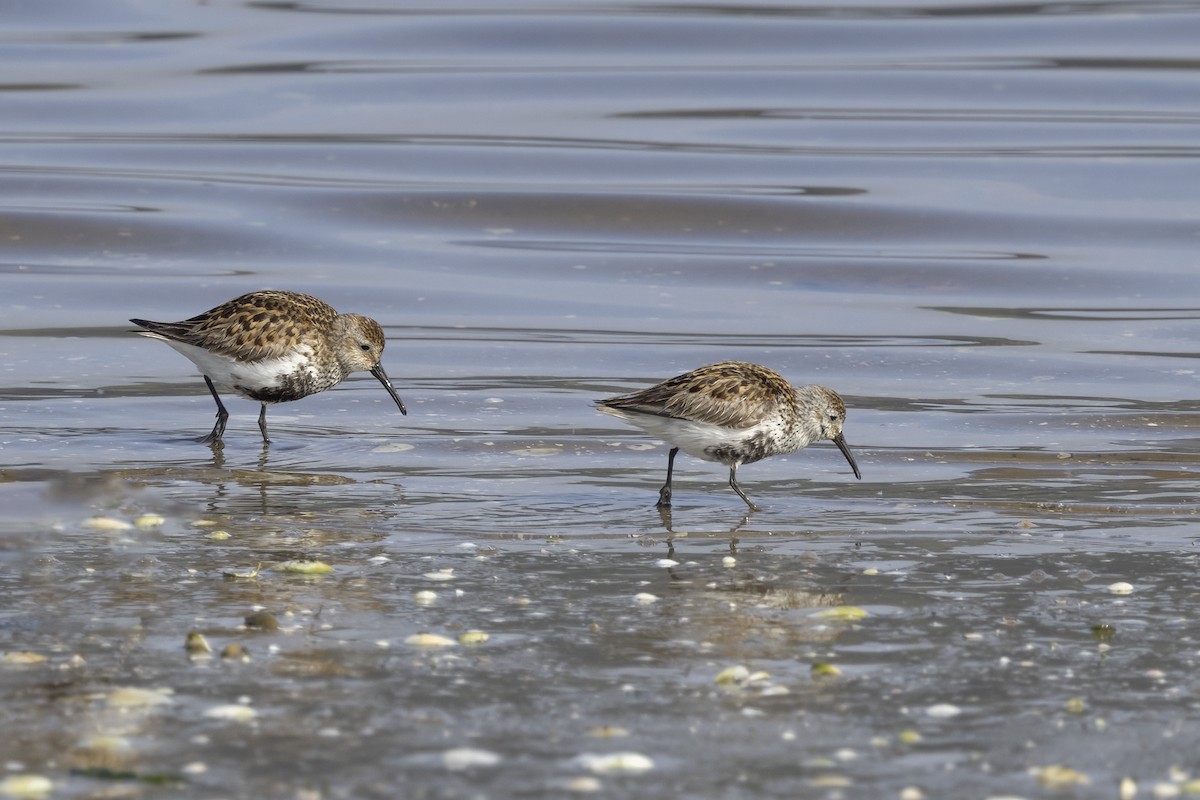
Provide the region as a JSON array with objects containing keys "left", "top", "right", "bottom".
[{"left": 2, "top": 1, "right": 1199, "bottom": 798}]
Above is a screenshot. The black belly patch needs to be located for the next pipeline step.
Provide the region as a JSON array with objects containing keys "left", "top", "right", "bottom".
[
  {"left": 705, "top": 430, "right": 773, "bottom": 466},
  {"left": 234, "top": 372, "right": 315, "bottom": 404}
]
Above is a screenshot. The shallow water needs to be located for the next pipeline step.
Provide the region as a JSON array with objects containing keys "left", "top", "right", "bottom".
[{"left": 2, "top": 1, "right": 1200, "bottom": 798}]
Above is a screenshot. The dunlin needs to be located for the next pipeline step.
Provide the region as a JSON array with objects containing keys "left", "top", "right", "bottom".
[
  {"left": 131, "top": 290, "right": 406, "bottom": 444},
  {"left": 596, "top": 361, "right": 860, "bottom": 511}
]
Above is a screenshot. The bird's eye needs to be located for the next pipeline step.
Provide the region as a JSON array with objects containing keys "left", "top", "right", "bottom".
[{"left": 359, "top": 343, "right": 371, "bottom": 352}]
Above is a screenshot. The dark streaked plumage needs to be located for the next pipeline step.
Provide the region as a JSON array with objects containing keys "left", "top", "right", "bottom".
[
  {"left": 596, "top": 361, "right": 860, "bottom": 511},
  {"left": 131, "top": 290, "right": 406, "bottom": 444}
]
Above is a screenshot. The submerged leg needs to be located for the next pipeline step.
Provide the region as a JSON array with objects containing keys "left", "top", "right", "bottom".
[
  {"left": 197, "top": 375, "right": 229, "bottom": 445},
  {"left": 656, "top": 447, "right": 679, "bottom": 508},
  {"left": 257, "top": 403, "right": 271, "bottom": 444},
  {"left": 728, "top": 464, "right": 760, "bottom": 512}
]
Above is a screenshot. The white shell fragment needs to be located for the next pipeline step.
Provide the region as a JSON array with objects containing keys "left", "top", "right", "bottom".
[
  {"left": 578, "top": 752, "right": 655, "bottom": 775},
  {"left": 405, "top": 633, "right": 457, "bottom": 648},
  {"left": 714, "top": 665, "right": 750, "bottom": 686},
  {"left": 0, "top": 775, "right": 53, "bottom": 798},
  {"left": 925, "top": 703, "right": 962, "bottom": 718},
  {"left": 204, "top": 703, "right": 258, "bottom": 723},
  {"left": 442, "top": 747, "right": 501, "bottom": 770},
  {"left": 1107, "top": 581, "right": 1134, "bottom": 595},
  {"left": 633, "top": 593, "right": 659, "bottom": 605},
  {"left": 1, "top": 651, "right": 47, "bottom": 666},
  {"left": 133, "top": 514, "right": 166, "bottom": 529},
  {"left": 274, "top": 560, "right": 334, "bottom": 574},
  {"left": 106, "top": 687, "right": 174, "bottom": 709},
  {"left": 83, "top": 516, "right": 133, "bottom": 531}
]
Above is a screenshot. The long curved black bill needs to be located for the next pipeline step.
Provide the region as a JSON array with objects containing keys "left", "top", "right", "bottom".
[
  {"left": 833, "top": 432, "right": 861, "bottom": 480},
  {"left": 370, "top": 363, "right": 407, "bottom": 415}
]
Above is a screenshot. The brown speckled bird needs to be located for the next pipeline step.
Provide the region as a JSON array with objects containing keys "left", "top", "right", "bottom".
[
  {"left": 131, "top": 290, "right": 406, "bottom": 444},
  {"left": 596, "top": 361, "right": 860, "bottom": 510}
]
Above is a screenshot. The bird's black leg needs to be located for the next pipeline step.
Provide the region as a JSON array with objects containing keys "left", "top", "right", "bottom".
[
  {"left": 656, "top": 447, "right": 679, "bottom": 508},
  {"left": 197, "top": 375, "right": 229, "bottom": 445},
  {"left": 257, "top": 403, "right": 271, "bottom": 444},
  {"left": 728, "top": 464, "right": 761, "bottom": 512}
]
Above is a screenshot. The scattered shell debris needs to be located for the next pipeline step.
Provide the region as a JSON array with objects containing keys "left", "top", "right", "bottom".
[
  {"left": 371, "top": 442, "right": 415, "bottom": 453},
  {"left": 508, "top": 447, "right": 561, "bottom": 456}
]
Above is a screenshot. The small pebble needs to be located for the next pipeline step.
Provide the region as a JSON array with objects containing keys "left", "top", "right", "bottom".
[
  {"left": 244, "top": 611, "right": 279, "bottom": 631},
  {"left": 633, "top": 593, "right": 659, "bottom": 605},
  {"left": 1034, "top": 765, "right": 1089, "bottom": 789},
  {"left": 221, "top": 644, "right": 250, "bottom": 662},
  {"left": 185, "top": 632, "right": 212, "bottom": 656},
  {"left": 458, "top": 630, "right": 489, "bottom": 645},
  {"left": 1108, "top": 581, "right": 1134, "bottom": 595}
]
